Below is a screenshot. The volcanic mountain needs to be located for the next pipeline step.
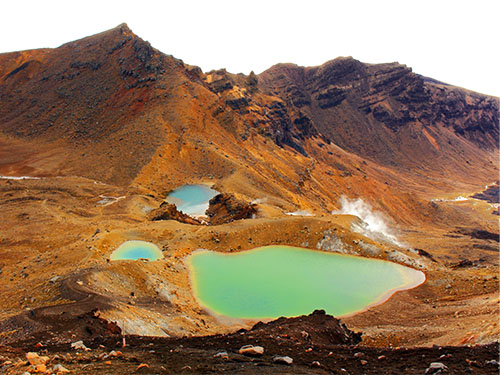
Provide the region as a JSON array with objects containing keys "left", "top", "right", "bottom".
[
  {"left": 0, "top": 24, "right": 498, "bottom": 373},
  {"left": 0, "top": 23, "right": 497, "bottom": 211}
]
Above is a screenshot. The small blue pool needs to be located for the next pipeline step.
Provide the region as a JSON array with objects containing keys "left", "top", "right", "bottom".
[
  {"left": 110, "top": 240, "right": 163, "bottom": 261},
  {"left": 165, "top": 184, "right": 218, "bottom": 217}
]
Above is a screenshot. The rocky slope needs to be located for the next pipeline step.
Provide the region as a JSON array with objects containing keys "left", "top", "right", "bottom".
[
  {"left": 1, "top": 311, "right": 498, "bottom": 374},
  {"left": 0, "top": 24, "right": 186, "bottom": 184},
  {"left": 258, "top": 58, "right": 498, "bottom": 170},
  {"left": 0, "top": 24, "right": 497, "bottom": 204}
]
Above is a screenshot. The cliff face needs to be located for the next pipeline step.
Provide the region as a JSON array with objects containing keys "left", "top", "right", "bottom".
[{"left": 258, "top": 57, "right": 499, "bottom": 168}]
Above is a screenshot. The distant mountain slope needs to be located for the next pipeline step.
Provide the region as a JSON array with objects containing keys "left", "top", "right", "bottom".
[
  {"left": 0, "top": 24, "right": 497, "bottom": 222},
  {"left": 258, "top": 58, "right": 498, "bottom": 169}
]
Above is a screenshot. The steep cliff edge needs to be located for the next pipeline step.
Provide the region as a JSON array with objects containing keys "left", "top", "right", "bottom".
[{"left": 258, "top": 57, "right": 498, "bottom": 172}]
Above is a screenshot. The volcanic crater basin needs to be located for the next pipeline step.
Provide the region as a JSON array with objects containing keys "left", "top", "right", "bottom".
[
  {"left": 188, "top": 245, "right": 426, "bottom": 319},
  {"left": 165, "top": 184, "right": 218, "bottom": 217},
  {"left": 109, "top": 240, "right": 163, "bottom": 261}
]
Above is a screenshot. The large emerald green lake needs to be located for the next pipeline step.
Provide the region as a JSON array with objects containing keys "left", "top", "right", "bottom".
[{"left": 188, "top": 245, "right": 425, "bottom": 319}]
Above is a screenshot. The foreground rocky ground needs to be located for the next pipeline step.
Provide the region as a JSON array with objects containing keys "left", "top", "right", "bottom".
[{"left": 1, "top": 311, "right": 499, "bottom": 374}]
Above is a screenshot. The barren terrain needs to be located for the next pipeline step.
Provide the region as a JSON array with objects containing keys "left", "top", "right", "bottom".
[{"left": 0, "top": 24, "right": 498, "bottom": 374}]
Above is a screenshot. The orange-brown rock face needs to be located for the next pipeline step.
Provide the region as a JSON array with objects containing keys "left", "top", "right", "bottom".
[
  {"left": 148, "top": 202, "right": 203, "bottom": 225},
  {"left": 206, "top": 193, "right": 258, "bottom": 225},
  {"left": 0, "top": 24, "right": 191, "bottom": 184}
]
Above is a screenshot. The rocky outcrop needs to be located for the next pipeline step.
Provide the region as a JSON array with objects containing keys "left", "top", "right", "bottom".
[
  {"left": 205, "top": 69, "right": 234, "bottom": 93},
  {"left": 206, "top": 193, "right": 258, "bottom": 225},
  {"left": 148, "top": 202, "right": 202, "bottom": 225},
  {"left": 249, "top": 309, "right": 362, "bottom": 346},
  {"left": 315, "top": 85, "right": 346, "bottom": 109},
  {"left": 150, "top": 194, "right": 258, "bottom": 226},
  {"left": 245, "top": 71, "right": 258, "bottom": 93},
  {"left": 224, "top": 87, "right": 249, "bottom": 110},
  {"left": 471, "top": 183, "right": 499, "bottom": 204}
]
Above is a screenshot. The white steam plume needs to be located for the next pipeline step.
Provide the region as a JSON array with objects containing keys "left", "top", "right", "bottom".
[{"left": 333, "top": 196, "right": 402, "bottom": 246}]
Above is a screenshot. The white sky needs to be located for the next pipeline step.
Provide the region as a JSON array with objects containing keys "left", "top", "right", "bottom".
[{"left": 1, "top": 0, "right": 499, "bottom": 96}]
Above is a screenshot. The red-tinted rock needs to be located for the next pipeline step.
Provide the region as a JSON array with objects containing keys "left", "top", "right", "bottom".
[
  {"left": 148, "top": 202, "right": 202, "bottom": 225},
  {"left": 206, "top": 193, "right": 258, "bottom": 225}
]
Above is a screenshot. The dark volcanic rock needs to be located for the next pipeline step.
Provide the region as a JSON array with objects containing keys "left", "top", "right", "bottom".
[
  {"left": 259, "top": 57, "right": 499, "bottom": 169},
  {"left": 471, "top": 183, "right": 499, "bottom": 204},
  {"left": 248, "top": 309, "right": 362, "bottom": 346},
  {"left": 456, "top": 228, "right": 499, "bottom": 242},
  {"left": 0, "top": 301, "right": 122, "bottom": 346},
  {"left": 450, "top": 259, "right": 478, "bottom": 269},
  {"left": 245, "top": 71, "right": 258, "bottom": 93},
  {"left": 315, "top": 85, "right": 346, "bottom": 109},
  {"left": 292, "top": 112, "right": 317, "bottom": 139},
  {"left": 416, "top": 248, "right": 437, "bottom": 262},
  {"left": 225, "top": 95, "right": 249, "bottom": 110},
  {"left": 262, "top": 100, "right": 308, "bottom": 155},
  {"left": 206, "top": 193, "right": 258, "bottom": 225},
  {"left": 205, "top": 69, "right": 234, "bottom": 93},
  {"left": 148, "top": 202, "right": 202, "bottom": 225}
]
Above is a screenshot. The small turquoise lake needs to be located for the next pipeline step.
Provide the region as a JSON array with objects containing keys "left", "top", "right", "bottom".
[
  {"left": 165, "top": 184, "right": 218, "bottom": 217},
  {"left": 110, "top": 240, "right": 163, "bottom": 261},
  {"left": 188, "top": 246, "right": 425, "bottom": 319}
]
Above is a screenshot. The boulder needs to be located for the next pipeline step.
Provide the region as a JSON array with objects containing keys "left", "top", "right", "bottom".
[
  {"left": 239, "top": 345, "right": 264, "bottom": 356},
  {"left": 206, "top": 193, "right": 258, "bottom": 225},
  {"left": 26, "top": 352, "right": 50, "bottom": 366},
  {"left": 425, "top": 362, "right": 448, "bottom": 374},
  {"left": 214, "top": 351, "right": 229, "bottom": 359},
  {"left": 273, "top": 356, "right": 293, "bottom": 365},
  {"left": 70, "top": 340, "right": 90, "bottom": 351},
  {"left": 136, "top": 363, "right": 150, "bottom": 372}
]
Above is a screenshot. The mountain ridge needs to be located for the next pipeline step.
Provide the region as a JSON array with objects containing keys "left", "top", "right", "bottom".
[{"left": 0, "top": 24, "right": 497, "bottom": 221}]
